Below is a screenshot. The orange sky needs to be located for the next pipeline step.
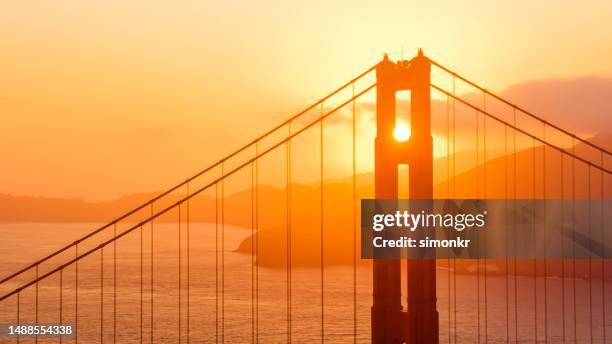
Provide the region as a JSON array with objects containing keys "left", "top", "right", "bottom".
[{"left": 1, "top": 1, "right": 611, "bottom": 201}]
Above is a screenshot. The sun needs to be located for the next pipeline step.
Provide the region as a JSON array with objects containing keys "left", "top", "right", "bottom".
[{"left": 393, "top": 126, "right": 411, "bottom": 142}]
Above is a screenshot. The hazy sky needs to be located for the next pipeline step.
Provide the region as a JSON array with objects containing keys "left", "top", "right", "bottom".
[{"left": 1, "top": 1, "right": 611, "bottom": 201}]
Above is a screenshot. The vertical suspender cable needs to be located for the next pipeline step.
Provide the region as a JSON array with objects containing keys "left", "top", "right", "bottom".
[
  {"left": 451, "top": 77, "right": 456, "bottom": 198},
  {"left": 150, "top": 203, "right": 154, "bottom": 344},
  {"left": 257, "top": 143, "right": 261, "bottom": 343},
  {"left": 476, "top": 108, "right": 481, "bottom": 343},
  {"left": 251, "top": 157, "right": 255, "bottom": 344},
  {"left": 542, "top": 122, "right": 548, "bottom": 343},
  {"left": 221, "top": 163, "right": 225, "bottom": 344},
  {"left": 35, "top": 264, "right": 38, "bottom": 344},
  {"left": 483, "top": 94, "right": 488, "bottom": 344},
  {"left": 446, "top": 94, "right": 450, "bottom": 198},
  {"left": 504, "top": 124, "right": 509, "bottom": 344},
  {"left": 187, "top": 184, "right": 190, "bottom": 344},
  {"left": 601, "top": 151, "right": 606, "bottom": 343},
  {"left": 452, "top": 76, "right": 458, "bottom": 344},
  {"left": 255, "top": 142, "right": 260, "bottom": 344},
  {"left": 17, "top": 293, "right": 20, "bottom": 344},
  {"left": 114, "top": 224, "right": 117, "bottom": 344},
  {"left": 140, "top": 224, "right": 143, "bottom": 344},
  {"left": 286, "top": 122, "right": 292, "bottom": 343},
  {"left": 446, "top": 93, "right": 451, "bottom": 344},
  {"left": 533, "top": 136, "right": 538, "bottom": 343},
  {"left": 572, "top": 140, "right": 577, "bottom": 343},
  {"left": 476, "top": 111, "right": 480, "bottom": 196},
  {"left": 215, "top": 183, "right": 219, "bottom": 344},
  {"left": 352, "top": 82, "right": 357, "bottom": 344},
  {"left": 543, "top": 123, "right": 548, "bottom": 343},
  {"left": 320, "top": 103, "right": 325, "bottom": 344},
  {"left": 561, "top": 152, "right": 566, "bottom": 343},
  {"left": 60, "top": 268, "right": 63, "bottom": 344},
  {"left": 101, "top": 244, "right": 104, "bottom": 344},
  {"left": 179, "top": 203, "right": 182, "bottom": 344},
  {"left": 513, "top": 109, "right": 518, "bottom": 344},
  {"left": 76, "top": 244, "right": 79, "bottom": 344},
  {"left": 588, "top": 163, "right": 593, "bottom": 343}
]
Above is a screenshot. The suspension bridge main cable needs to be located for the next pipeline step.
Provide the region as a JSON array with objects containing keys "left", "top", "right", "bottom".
[
  {"left": 0, "top": 83, "right": 377, "bottom": 304},
  {"left": 430, "top": 59, "right": 612, "bottom": 157},
  {"left": 0, "top": 76, "right": 375, "bottom": 344},
  {"left": 431, "top": 84, "right": 612, "bottom": 341},
  {"left": 0, "top": 64, "right": 377, "bottom": 288},
  {"left": 434, "top": 66, "right": 610, "bottom": 343},
  {"left": 430, "top": 85, "right": 612, "bottom": 175}
]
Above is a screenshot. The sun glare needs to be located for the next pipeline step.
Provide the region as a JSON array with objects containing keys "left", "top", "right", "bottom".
[{"left": 393, "top": 126, "right": 411, "bottom": 142}]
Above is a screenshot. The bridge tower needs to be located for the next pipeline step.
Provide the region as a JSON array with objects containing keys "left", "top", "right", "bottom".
[{"left": 372, "top": 49, "right": 438, "bottom": 344}]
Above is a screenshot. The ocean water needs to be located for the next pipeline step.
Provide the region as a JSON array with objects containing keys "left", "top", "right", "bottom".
[{"left": 0, "top": 223, "right": 611, "bottom": 343}]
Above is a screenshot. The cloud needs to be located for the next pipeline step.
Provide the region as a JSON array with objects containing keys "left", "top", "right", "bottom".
[
  {"left": 502, "top": 76, "right": 612, "bottom": 136},
  {"left": 326, "top": 75, "right": 612, "bottom": 147}
]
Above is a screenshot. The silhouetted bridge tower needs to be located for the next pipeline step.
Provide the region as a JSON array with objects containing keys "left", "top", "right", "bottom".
[
  {"left": 0, "top": 50, "right": 610, "bottom": 343},
  {"left": 373, "top": 50, "right": 437, "bottom": 343}
]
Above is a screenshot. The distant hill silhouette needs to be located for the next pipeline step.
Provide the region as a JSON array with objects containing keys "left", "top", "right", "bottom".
[
  {"left": 235, "top": 133, "right": 611, "bottom": 271},
  {"left": 0, "top": 192, "right": 158, "bottom": 223}
]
